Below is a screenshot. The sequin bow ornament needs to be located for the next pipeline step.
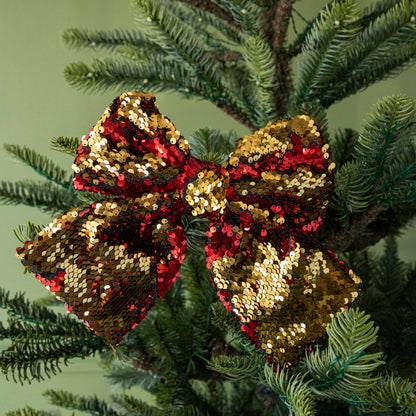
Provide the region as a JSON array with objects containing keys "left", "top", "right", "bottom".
[{"left": 16, "top": 92, "right": 360, "bottom": 365}]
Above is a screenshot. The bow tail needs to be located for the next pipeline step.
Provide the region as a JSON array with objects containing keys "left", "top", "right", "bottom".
[
  {"left": 205, "top": 217, "right": 361, "bottom": 366},
  {"left": 16, "top": 198, "right": 187, "bottom": 345}
]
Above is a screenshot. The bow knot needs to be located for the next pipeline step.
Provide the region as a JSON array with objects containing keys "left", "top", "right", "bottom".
[{"left": 183, "top": 162, "right": 229, "bottom": 217}]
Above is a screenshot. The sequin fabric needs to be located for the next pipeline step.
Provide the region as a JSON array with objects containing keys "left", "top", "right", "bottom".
[{"left": 16, "top": 92, "right": 360, "bottom": 365}]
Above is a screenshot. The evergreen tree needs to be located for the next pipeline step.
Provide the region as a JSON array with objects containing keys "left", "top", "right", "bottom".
[{"left": 2, "top": 0, "right": 416, "bottom": 415}]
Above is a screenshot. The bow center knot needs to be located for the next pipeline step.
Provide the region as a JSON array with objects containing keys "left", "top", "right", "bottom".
[{"left": 184, "top": 162, "right": 229, "bottom": 217}]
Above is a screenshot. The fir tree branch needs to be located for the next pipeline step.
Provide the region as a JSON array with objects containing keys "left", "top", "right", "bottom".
[
  {"left": 333, "top": 161, "right": 373, "bottom": 218},
  {"left": 347, "top": 237, "right": 416, "bottom": 377},
  {"left": 158, "top": 1, "right": 243, "bottom": 52},
  {"left": 134, "top": 0, "right": 225, "bottom": 84},
  {"left": 3, "top": 144, "right": 72, "bottom": 189},
  {"left": 13, "top": 221, "right": 44, "bottom": 244},
  {"left": 262, "top": 366, "right": 316, "bottom": 416},
  {"left": 304, "top": 308, "right": 383, "bottom": 401},
  {"left": 62, "top": 27, "right": 166, "bottom": 54},
  {"left": 173, "top": 0, "right": 240, "bottom": 30},
  {"left": 64, "top": 58, "right": 197, "bottom": 94},
  {"left": 207, "top": 354, "right": 264, "bottom": 379},
  {"left": 106, "top": 360, "right": 160, "bottom": 390},
  {"left": 288, "top": 0, "right": 403, "bottom": 58},
  {"left": 0, "top": 180, "right": 81, "bottom": 214},
  {"left": 353, "top": 375, "right": 416, "bottom": 413},
  {"left": 355, "top": 95, "right": 416, "bottom": 204},
  {"left": 1, "top": 331, "right": 103, "bottom": 384},
  {"left": 291, "top": 0, "right": 362, "bottom": 109},
  {"left": 5, "top": 407, "right": 54, "bottom": 416},
  {"left": 64, "top": 58, "right": 256, "bottom": 130},
  {"left": 173, "top": 4, "right": 245, "bottom": 46},
  {"left": 134, "top": 0, "right": 255, "bottom": 127},
  {"left": 0, "top": 289, "right": 104, "bottom": 383},
  {"left": 210, "top": 0, "right": 265, "bottom": 35},
  {"left": 241, "top": 35, "right": 278, "bottom": 127},
  {"left": 318, "top": 0, "right": 416, "bottom": 106},
  {"left": 111, "top": 394, "right": 160, "bottom": 416},
  {"left": 288, "top": 0, "right": 338, "bottom": 58},
  {"left": 50, "top": 136, "right": 80, "bottom": 157},
  {"left": 0, "top": 288, "right": 59, "bottom": 323},
  {"left": 188, "top": 128, "right": 238, "bottom": 163},
  {"left": 329, "top": 128, "right": 359, "bottom": 167},
  {"left": 44, "top": 390, "right": 122, "bottom": 416},
  {"left": 361, "top": 0, "right": 403, "bottom": 23},
  {"left": 322, "top": 204, "right": 384, "bottom": 252}
]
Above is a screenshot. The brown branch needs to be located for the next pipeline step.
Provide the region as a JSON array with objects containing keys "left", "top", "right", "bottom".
[
  {"left": 323, "top": 205, "right": 385, "bottom": 252},
  {"left": 174, "top": 0, "right": 242, "bottom": 30},
  {"left": 216, "top": 100, "right": 256, "bottom": 131},
  {"left": 263, "top": 0, "right": 297, "bottom": 116}
]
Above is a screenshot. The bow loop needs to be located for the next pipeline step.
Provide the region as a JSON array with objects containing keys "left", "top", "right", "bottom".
[
  {"left": 72, "top": 91, "right": 192, "bottom": 200},
  {"left": 224, "top": 117, "right": 335, "bottom": 234}
]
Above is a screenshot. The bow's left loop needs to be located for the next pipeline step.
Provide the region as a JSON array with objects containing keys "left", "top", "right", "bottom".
[
  {"left": 16, "top": 198, "right": 187, "bottom": 344},
  {"left": 73, "top": 91, "right": 192, "bottom": 199},
  {"left": 16, "top": 92, "right": 196, "bottom": 344}
]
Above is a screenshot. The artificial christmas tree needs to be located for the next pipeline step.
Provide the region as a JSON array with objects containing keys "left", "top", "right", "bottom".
[{"left": 1, "top": 0, "right": 416, "bottom": 415}]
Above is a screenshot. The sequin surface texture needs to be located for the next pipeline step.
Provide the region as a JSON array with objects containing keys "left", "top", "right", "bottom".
[{"left": 16, "top": 92, "right": 361, "bottom": 366}]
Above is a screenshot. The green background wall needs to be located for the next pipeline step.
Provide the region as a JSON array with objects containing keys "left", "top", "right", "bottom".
[{"left": 0, "top": 1, "right": 415, "bottom": 414}]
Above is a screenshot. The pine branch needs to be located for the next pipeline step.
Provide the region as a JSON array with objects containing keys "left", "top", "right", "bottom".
[
  {"left": 361, "top": 0, "right": 403, "bottom": 23},
  {"left": 3, "top": 144, "right": 72, "bottom": 189},
  {"left": 289, "top": 0, "right": 403, "bottom": 58},
  {"left": 13, "top": 221, "right": 44, "bottom": 244},
  {"left": 304, "top": 308, "right": 383, "bottom": 401},
  {"left": 5, "top": 407, "right": 54, "bottom": 416},
  {"left": 355, "top": 95, "right": 416, "bottom": 205},
  {"left": 322, "top": 95, "right": 416, "bottom": 250},
  {"left": 134, "top": 0, "right": 255, "bottom": 127},
  {"left": 211, "top": 0, "right": 265, "bottom": 35},
  {"left": 319, "top": 0, "right": 416, "bottom": 106},
  {"left": 172, "top": 3, "right": 245, "bottom": 45},
  {"left": 1, "top": 332, "right": 102, "bottom": 384},
  {"left": 207, "top": 354, "right": 264, "bottom": 379},
  {"left": 62, "top": 27, "right": 166, "bottom": 55},
  {"left": 288, "top": 0, "right": 339, "bottom": 58},
  {"left": 134, "top": 0, "right": 225, "bottom": 83},
  {"left": 329, "top": 128, "right": 359, "bottom": 167},
  {"left": 0, "top": 289, "right": 104, "bottom": 383},
  {"left": 291, "top": 0, "right": 362, "bottom": 109},
  {"left": 188, "top": 128, "right": 238, "bottom": 164},
  {"left": 0, "top": 180, "right": 80, "bottom": 214},
  {"left": 262, "top": 366, "right": 316, "bottom": 416},
  {"left": 353, "top": 375, "right": 416, "bottom": 413},
  {"left": 0, "top": 288, "right": 59, "bottom": 323},
  {"left": 333, "top": 161, "right": 372, "bottom": 219},
  {"left": 173, "top": 0, "right": 240, "bottom": 30},
  {"left": 64, "top": 58, "right": 255, "bottom": 130},
  {"left": 241, "top": 35, "right": 278, "bottom": 127},
  {"left": 50, "top": 136, "right": 80, "bottom": 156},
  {"left": 106, "top": 360, "right": 160, "bottom": 390},
  {"left": 179, "top": 252, "right": 216, "bottom": 311},
  {"left": 44, "top": 390, "right": 122, "bottom": 416},
  {"left": 112, "top": 394, "right": 162, "bottom": 416},
  {"left": 348, "top": 237, "right": 416, "bottom": 376},
  {"left": 152, "top": 1, "right": 242, "bottom": 54}
]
